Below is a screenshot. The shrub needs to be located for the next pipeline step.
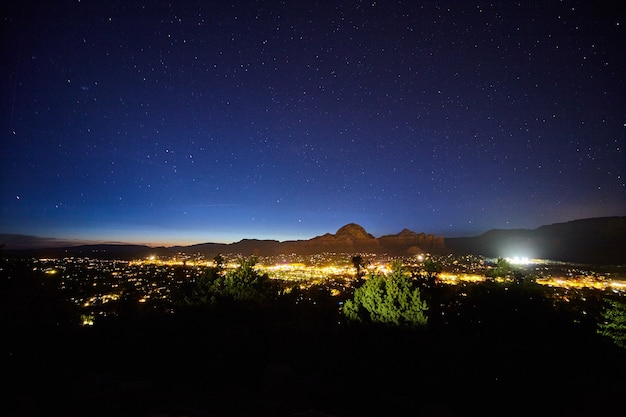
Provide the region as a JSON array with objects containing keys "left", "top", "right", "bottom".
[{"left": 343, "top": 261, "right": 428, "bottom": 327}]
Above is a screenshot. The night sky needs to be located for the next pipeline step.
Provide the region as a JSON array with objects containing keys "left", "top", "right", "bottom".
[{"left": 1, "top": 1, "right": 625, "bottom": 246}]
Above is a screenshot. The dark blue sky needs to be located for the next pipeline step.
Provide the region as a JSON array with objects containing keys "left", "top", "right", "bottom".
[{"left": 1, "top": 0, "right": 625, "bottom": 246}]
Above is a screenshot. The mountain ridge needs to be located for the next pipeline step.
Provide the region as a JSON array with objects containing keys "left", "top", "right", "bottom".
[
  {"left": 2, "top": 216, "right": 625, "bottom": 264},
  {"left": 445, "top": 216, "right": 626, "bottom": 265}
]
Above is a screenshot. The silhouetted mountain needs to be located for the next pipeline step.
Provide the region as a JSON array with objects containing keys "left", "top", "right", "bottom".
[
  {"left": 3, "top": 244, "right": 154, "bottom": 260},
  {"left": 3, "top": 217, "right": 624, "bottom": 264},
  {"left": 0, "top": 234, "right": 95, "bottom": 250},
  {"left": 445, "top": 216, "right": 626, "bottom": 265},
  {"left": 335, "top": 223, "right": 375, "bottom": 240},
  {"left": 294, "top": 223, "right": 381, "bottom": 254},
  {"left": 171, "top": 224, "right": 446, "bottom": 257},
  {"left": 379, "top": 229, "right": 445, "bottom": 255},
  {"left": 2, "top": 224, "right": 445, "bottom": 259}
]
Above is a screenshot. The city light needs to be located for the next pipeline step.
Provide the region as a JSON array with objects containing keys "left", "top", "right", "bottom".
[
  {"left": 28, "top": 252, "right": 626, "bottom": 326},
  {"left": 506, "top": 256, "right": 531, "bottom": 265},
  {"left": 438, "top": 273, "right": 487, "bottom": 284},
  {"left": 536, "top": 276, "right": 626, "bottom": 291}
]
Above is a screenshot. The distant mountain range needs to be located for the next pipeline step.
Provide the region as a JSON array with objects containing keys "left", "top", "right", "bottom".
[
  {"left": 445, "top": 216, "right": 626, "bottom": 265},
  {"left": 2, "top": 216, "right": 625, "bottom": 265}
]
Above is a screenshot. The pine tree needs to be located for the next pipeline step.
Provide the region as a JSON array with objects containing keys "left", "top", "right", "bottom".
[
  {"left": 597, "top": 299, "right": 626, "bottom": 349},
  {"left": 343, "top": 260, "right": 428, "bottom": 327}
]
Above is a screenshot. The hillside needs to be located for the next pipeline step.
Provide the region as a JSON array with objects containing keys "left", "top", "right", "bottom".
[{"left": 445, "top": 216, "right": 626, "bottom": 265}]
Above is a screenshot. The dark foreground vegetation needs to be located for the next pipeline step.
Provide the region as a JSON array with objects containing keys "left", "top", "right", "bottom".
[{"left": 2, "top": 257, "right": 626, "bottom": 417}]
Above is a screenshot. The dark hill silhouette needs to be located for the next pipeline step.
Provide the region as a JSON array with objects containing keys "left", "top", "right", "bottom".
[
  {"left": 445, "top": 216, "right": 626, "bottom": 265},
  {"left": 3, "top": 217, "right": 624, "bottom": 264},
  {"left": 1, "top": 224, "right": 445, "bottom": 258},
  {"left": 152, "top": 224, "right": 444, "bottom": 257},
  {"left": 5, "top": 244, "right": 156, "bottom": 260}
]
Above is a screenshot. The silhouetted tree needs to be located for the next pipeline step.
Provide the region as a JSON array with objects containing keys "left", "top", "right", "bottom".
[
  {"left": 213, "top": 253, "right": 225, "bottom": 271},
  {"left": 487, "top": 257, "right": 512, "bottom": 279},
  {"left": 343, "top": 260, "right": 428, "bottom": 327},
  {"left": 221, "top": 257, "right": 275, "bottom": 304},
  {"left": 177, "top": 257, "right": 275, "bottom": 308},
  {"left": 351, "top": 255, "right": 363, "bottom": 274},
  {"left": 423, "top": 258, "right": 442, "bottom": 287},
  {"left": 181, "top": 266, "right": 221, "bottom": 307},
  {"left": 351, "top": 255, "right": 365, "bottom": 284}
]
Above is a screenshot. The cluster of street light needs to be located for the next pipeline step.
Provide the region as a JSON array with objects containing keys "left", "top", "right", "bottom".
[{"left": 29, "top": 252, "right": 626, "bottom": 327}]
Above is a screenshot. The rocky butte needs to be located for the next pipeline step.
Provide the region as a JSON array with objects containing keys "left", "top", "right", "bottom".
[
  {"left": 282, "top": 223, "right": 446, "bottom": 255},
  {"left": 177, "top": 223, "right": 446, "bottom": 257}
]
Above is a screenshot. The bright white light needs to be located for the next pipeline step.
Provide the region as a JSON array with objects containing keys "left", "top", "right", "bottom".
[{"left": 507, "top": 256, "right": 530, "bottom": 265}]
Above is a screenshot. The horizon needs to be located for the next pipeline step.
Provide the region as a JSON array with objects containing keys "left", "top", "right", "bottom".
[
  {"left": 2, "top": 215, "right": 624, "bottom": 250},
  {"left": 1, "top": 2, "right": 624, "bottom": 247},
  {"left": 1, "top": 213, "right": 616, "bottom": 249}
]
